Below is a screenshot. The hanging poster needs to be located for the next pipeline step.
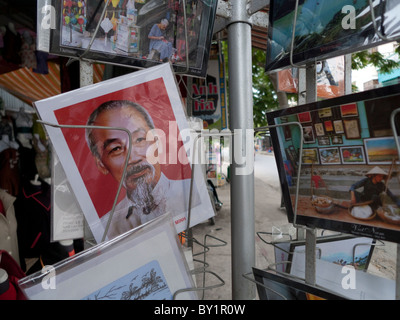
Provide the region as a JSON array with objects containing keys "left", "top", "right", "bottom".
[
  {"left": 37, "top": 0, "right": 218, "bottom": 77},
  {"left": 266, "top": 0, "right": 400, "bottom": 72},
  {"left": 191, "top": 55, "right": 228, "bottom": 130},
  {"left": 19, "top": 213, "right": 198, "bottom": 300},
  {"left": 266, "top": 84, "right": 400, "bottom": 243},
  {"left": 34, "top": 63, "right": 214, "bottom": 243}
]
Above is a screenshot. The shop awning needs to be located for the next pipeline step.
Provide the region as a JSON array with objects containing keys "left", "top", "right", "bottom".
[{"left": 0, "top": 62, "right": 105, "bottom": 108}]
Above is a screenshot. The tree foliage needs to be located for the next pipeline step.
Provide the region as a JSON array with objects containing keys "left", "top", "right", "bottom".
[
  {"left": 252, "top": 48, "right": 280, "bottom": 128},
  {"left": 352, "top": 44, "right": 400, "bottom": 73},
  {"left": 222, "top": 41, "right": 400, "bottom": 129}
]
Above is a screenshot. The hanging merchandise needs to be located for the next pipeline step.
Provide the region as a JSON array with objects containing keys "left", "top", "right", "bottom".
[
  {"left": 0, "top": 250, "right": 26, "bottom": 300},
  {"left": 14, "top": 176, "right": 51, "bottom": 272},
  {"left": 191, "top": 51, "right": 228, "bottom": 131},
  {"left": 34, "top": 63, "right": 214, "bottom": 243},
  {"left": 2, "top": 23, "right": 22, "bottom": 66},
  {"left": 0, "top": 190, "right": 20, "bottom": 267},
  {"left": 0, "top": 268, "right": 17, "bottom": 300},
  {"left": 19, "top": 213, "right": 197, "bottom": 300},
  {"left": 0, "top": 135, "right": 20, "bottom": 197},
  {"left": 267, "top": 83, "right": 400, "bottom": 243},
  {"left": 37, "top": 0, "right": 218, "bottom": 77}
]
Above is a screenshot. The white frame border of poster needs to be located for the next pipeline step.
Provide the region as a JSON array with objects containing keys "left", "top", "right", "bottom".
[
  {"left": 34, "top": 63, "right": 214, "bottom": 243},
  {"left": 19, "top": 213, "right": 198, "bottom": 300},
  {"left": 51, "top": 147, "right": 85, "bottom": 242}
]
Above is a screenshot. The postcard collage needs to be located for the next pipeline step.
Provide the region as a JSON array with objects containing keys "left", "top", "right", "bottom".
[{"left": 268, "top": 84, "right": 400, "bottom": 242}]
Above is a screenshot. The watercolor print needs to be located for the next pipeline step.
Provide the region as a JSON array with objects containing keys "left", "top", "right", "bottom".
[{"left": 84, "top": 260, "right": 172, "bottom": 300}]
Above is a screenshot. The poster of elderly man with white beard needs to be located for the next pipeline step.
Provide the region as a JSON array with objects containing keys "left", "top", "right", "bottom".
[{"left": 34, "top": 64, "right": 214, "bottom": 243}]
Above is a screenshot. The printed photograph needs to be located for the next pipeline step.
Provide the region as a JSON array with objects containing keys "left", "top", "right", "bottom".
[
  {"left": 267, "top": 84, "right": 400, "bottom": 242},
  {"left": 34, "top": 64, "right": 214, "bottom": 242}
]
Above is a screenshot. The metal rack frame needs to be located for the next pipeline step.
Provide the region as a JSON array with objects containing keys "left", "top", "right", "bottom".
[
  {"left": 38, "top": 119, "right": 229, "bottom": 299},
  {"left": 41, "top": 0, "right": 400, "bottom": 300}
]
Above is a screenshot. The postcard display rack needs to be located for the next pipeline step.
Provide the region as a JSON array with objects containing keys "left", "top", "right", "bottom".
[
  {"left": 249, "top": 0, "right": 400, "bottom": 300},
  {"left": 23, "top": 3, "right": 227, "bottom": 297},
  {"left": 19, "top": 63, "right": 230, "bottom": 300},
  {"left": 21, "top": 0, "right": 230, "bottom": 300}
]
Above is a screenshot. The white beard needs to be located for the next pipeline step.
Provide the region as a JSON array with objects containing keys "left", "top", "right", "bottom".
[{"left": 126, "top": 166, "right": 157, "bottom": 215}]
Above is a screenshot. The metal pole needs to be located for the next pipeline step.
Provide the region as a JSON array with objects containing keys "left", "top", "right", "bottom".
[
  {"left": 305, "top": 63, "right": 317, "bottom": 285},
  {"left": 227, "top": 0, "right": 255, "bottom": 300},
  {"left": 297, "top": 68, "right": 306, "bottom": 242},
  {"left": 80, "top": 60, "right": 93, "bottom": 87},
  {"left": 80, "top": 59, "right": 94, "bottom": 247}
]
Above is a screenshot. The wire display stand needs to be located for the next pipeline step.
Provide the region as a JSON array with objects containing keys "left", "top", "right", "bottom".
[{"left": 38, "top": 120, "right": 228, "bottom": 299}]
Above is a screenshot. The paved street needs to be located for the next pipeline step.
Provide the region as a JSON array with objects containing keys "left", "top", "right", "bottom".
[{"left": 191, "top": 152, "right": 288, "bottom": 300}]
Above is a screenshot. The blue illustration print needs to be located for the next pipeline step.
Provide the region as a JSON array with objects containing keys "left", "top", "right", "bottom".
[{"left": 84, "top": 260, "right": 172, "bottom": 300}]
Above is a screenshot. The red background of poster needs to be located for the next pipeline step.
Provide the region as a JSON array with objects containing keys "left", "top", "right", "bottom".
[{"left": 53, "top": 78, "right": 192, "bottom": 218}]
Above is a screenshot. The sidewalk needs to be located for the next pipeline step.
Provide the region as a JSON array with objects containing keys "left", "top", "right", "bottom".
[{"left": 191, "top": 156, "right": 288, "bottom": 300}]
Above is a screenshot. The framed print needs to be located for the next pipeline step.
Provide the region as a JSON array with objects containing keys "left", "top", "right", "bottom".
[
  {"left": 331, "top": 135, "right": 343, "bottom": 145},
  {"left": 34, "top": 64, "right": 214, "bottom": 243},
  {"left": 364, "top": 137, "right": 399, "bottom": 165},
  {"left": 19, "top": 214, "right": 198, "bottom": 300},
  {"left": 317, "top": 136, "right": 330, "bottom": 146},
  {"left": 302, "top": 126, "right": 315, "bottom": 143},
  {"left": 301, "top": 148, "right": 319, "bottom": 165},
  {"left": 290, "top": 248, "right": 395, "bottom": 300},
  {"left": 340, "top": 103, "right": 358, "bottom": 117},
  {"left": 318, "top": 107, "right": 332, "bottom": 118},
  {"left": 275, "top": 234, "right": 375, "bottom": 274},
  {"left": 37, "top": 0, "right": 218, "bottom": 77},
  {"left": 297, "top": 112, "right": 312, "bottom": 123},
  {"left": 333, "top": 120, "right": 344, "bottom": 134},
  {"left": 266, "top": 83, "right": 400, "bottom": 243},
  {"left": 324, "top": 120, "right": 334, "bottom": 133},
  {"left": 314, "top": 123, "right": 325, "bottom": 136},
  {"left": 318, "top": 147, "right": 340, "bottom": 165},
  {"left": 343, "top": 119, "right": 361, "bottom": 139},
  {"left": 265, "top": 0, "right": 400, "bottom": 72},
  {"left": 340, "top": 146, "right": 366, "bottom": 164},
  {"left": 252, "top": 267, "right": 346, "bottom": 300}
]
